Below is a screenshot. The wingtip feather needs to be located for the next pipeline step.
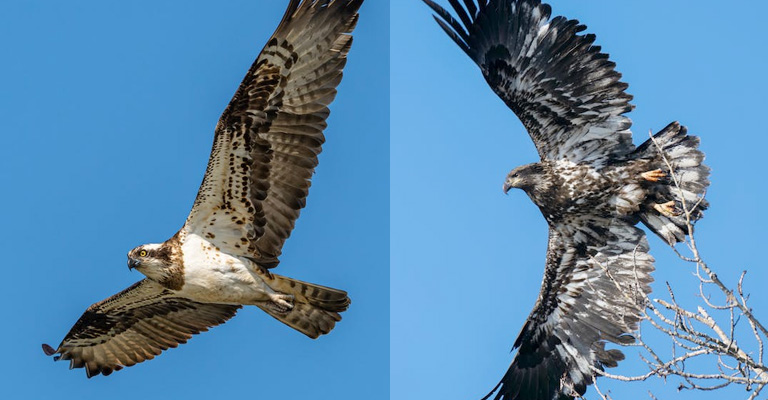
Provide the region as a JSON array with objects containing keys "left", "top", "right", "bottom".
[{"left": 42, "top": 343, "right": 57, "bottom": 356}]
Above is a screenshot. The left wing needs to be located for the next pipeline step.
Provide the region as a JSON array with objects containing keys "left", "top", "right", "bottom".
[
  {"left": 43, "top": 279, "right": 240, "bottom": 378},
  {"left": 424, "top": 0, "right": 635, "bottom": 166},
  {"left": 184, "top": 0, "right": 363, "bottom": 267},
  {"left": 485, "top": 219, "right": 654, "bottom": 400}
]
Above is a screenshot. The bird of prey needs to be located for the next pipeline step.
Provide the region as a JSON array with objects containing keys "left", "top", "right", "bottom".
[
  {"left": 43, "top": 0, "right": 362, "bottom": 378},
  {"left": 424, "top": 0, "right": 710, "bottom": 398}
]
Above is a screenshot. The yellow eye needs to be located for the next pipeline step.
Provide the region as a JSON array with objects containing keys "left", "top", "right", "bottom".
[{"left": 139, "top": 250, "right": 147, "bottom": 257}]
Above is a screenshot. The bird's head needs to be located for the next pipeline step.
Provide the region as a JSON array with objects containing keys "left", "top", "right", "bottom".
[
  {"left": 127, "top": 243, "right": 177, "bottom": 283},
  {"left": 503, "top": 163, "right": 545, "bottom": 193}
]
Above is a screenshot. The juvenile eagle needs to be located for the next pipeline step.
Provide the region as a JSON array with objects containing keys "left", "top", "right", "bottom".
[
  {"left": 43, "top": 0, "right": 362, "bottom": 378},
  {"left": 424, "top": 0, "right": 710, "bottom": 399}
]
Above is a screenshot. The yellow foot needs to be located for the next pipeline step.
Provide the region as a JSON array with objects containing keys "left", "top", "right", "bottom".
[
  {"left": 653, "top": 201, "right": 681, "bottom": 217},
  {"left": 641, "top": 169, "right": 666, "bottom": 182}
]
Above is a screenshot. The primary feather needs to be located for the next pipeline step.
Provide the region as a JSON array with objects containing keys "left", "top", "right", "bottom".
[
  {"left": 424, "top": 1, "right": 710, "bottom": 399},
  {"left": 44, "top": 0, "right": 363, "bottom": 378}
]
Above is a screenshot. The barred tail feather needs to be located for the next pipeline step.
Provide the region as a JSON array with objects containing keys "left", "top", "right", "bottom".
[
  {"left": 635, "top": 121, "right": 710, "bottom": 244},
  {"left": 258, "top": 274, "right": 350, "bottom": 338}
]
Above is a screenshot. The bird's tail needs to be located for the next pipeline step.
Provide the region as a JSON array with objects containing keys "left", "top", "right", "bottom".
[
  {"left": 634, "top": 121, "right": 710, "bottom": 244},
  {"left": 257, "top": 274, "right": 350, "bottom": 339}
]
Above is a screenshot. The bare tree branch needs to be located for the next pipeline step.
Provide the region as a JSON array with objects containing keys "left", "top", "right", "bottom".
[{"left": 588, "top": 131, "right": 768, "bottom": 398}]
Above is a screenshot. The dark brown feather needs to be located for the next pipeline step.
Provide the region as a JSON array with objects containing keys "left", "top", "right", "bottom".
[
  {"left": 184, "top": 0, "right": 363, "bottom": 269},
  {"left": 43, "top": 280, "right": 240, "bottom": 378}
]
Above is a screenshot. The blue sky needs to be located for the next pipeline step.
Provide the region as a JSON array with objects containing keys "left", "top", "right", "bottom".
[
  {"left": 392, "top": 1, "right": 768, "bottom": 400},
  {"left": 4, "top": 1, "right": 768, "bottom": 399},
  {"left": 0, "top": 1, "right": 387, "bottom": 399}
]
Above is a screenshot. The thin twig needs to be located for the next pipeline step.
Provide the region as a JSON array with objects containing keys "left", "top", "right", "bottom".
[{"left": 591, "top": 132, "right": 768, "bottom": 398}]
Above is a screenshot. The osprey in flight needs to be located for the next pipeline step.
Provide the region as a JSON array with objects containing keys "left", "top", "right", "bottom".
[
  {"left": 424, "top": 0, "right": 710, "bottom": 399},
  {"left": 43, "top": 0, "right": 362, "bottom": 377}
]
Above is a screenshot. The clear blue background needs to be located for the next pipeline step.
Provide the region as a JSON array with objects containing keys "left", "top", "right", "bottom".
[
  {"left": 392, "top": 1, "right": 768, "bottom": 399},
  {"left": 0, "top": 1, "right": 388, "bottom": 399}
]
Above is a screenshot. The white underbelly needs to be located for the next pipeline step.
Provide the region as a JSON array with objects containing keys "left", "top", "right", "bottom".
[{"left": 178, "top": 233, "right": 273, "bottom": 304}]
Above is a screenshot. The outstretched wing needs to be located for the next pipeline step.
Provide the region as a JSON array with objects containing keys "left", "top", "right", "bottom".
[
  {"left": 184, "top": 0, "right": 363, "bottom": 267},
  {"left": 486, "top": 219, "right": 654, "bottom": 400},
  {"left": 424, "top": 0, "right": 635, "bottom": 166},
  {"left": 42, "top": 279, "right": 240, "bottom": 378}
]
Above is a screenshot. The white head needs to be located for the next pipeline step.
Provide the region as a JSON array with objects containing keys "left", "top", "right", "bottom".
[{"left": 127, "top": 241, "right": 184, "bottom": 290}]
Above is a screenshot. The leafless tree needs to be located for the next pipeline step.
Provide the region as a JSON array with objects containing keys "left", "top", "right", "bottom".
[{"left": 586, "top": 132, "right": 768, "bottom": 399}]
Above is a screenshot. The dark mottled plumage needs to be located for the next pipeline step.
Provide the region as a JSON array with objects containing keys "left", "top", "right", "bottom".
[{"left": 424, "top": 0, "right": 710, "bottom": 399}]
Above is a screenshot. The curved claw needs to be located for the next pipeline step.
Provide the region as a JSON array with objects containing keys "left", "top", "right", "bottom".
[
  {"left": 641, "top": 169, "right": 667, "bottom": 182},
  {"left": 654, "top": 201, "right": 681, "bottom": 217}
]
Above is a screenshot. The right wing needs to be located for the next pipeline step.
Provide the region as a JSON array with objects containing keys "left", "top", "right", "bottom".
[
  {"left": 183, "top": 0, "right": 363, "bottom": 268},
  {"left": 486, "top": 219, "right": 654, "bottom": 399},
  {"left": 424, "top": 0, "right": 635, "bottom": 167},
  {"left": 42, "top": 279, "right": 240, "bottom": 378}
]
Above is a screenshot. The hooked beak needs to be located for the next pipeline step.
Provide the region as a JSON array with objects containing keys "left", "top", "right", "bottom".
[
  {"left": 503, "top": 178, "right": 516, "bottom": 194},
  {"left": 128, "top": 258, "right": 140, "bottom": 270}
]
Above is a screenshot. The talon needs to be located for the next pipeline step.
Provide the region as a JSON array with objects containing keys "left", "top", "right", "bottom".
[
  {"left": 641, "top": 169, "right": 666, "bottom": 182},
  {"left": 653, "top": 201, "right": 681, "bottom": 217},
  {"left": 267, "top": 293, "right": 294, "bottom": 313}
]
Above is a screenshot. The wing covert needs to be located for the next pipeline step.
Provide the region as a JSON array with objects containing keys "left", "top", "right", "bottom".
[
  {"left": 184, "top": 0, "right": 363, "bottom": 268},
  {"left": 42, "top": 279, "right": 240, "bottom": 378},
  {"left": 425, "top": 0, "right": 635, "bottom": 166}
]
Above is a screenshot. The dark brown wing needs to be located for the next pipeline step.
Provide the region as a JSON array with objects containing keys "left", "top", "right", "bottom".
[
  {"left": 42, "top": 279, "right": 240, "bottom": 378},
  {"left": 486, "top": 219, "right": 654, "bottom": 399},
  {"left": 183, "top": 0, "right": 363, "bottom": 268},
  {"left": 425, "top": 0, "right": 635, "bottom": 166}
]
